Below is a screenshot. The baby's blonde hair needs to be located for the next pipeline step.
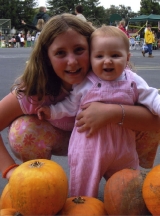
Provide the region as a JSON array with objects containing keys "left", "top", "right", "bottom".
[
  {"left": 90, "top": 25, "right": 134, "bottom": 71},
  {"left": 91, "top": 25, "right": 130, "bottom": 52}
]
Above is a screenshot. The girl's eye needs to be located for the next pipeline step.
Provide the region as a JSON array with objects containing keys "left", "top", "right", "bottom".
[
  {"left": 55, "top": 51, "right": 65, "bottom": 56},
  {"left": 75, "top": 47, "right": 85, "bottom": 54}
]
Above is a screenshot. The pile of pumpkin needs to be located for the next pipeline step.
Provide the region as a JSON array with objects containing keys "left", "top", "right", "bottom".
[
  {"left": 0, "top": 159, "right": 106, "bottom": 216},
  {"left": 0, "top": 159, "right": 160, "bottom": 216}
]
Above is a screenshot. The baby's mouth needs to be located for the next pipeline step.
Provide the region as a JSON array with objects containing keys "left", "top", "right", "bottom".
[{"left": 104, "top": 68, "right": 114, "bottom": 72}]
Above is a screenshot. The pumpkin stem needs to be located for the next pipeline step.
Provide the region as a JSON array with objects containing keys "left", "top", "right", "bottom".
[
  {"left": 29, "top": 161, "right": 44, "bottom": 168},
  {"left": 14, "top": 213, "right": 23, "bottom": 216},
  {"left": 72, "top": 196, "right": 85, "bottom": 204}
]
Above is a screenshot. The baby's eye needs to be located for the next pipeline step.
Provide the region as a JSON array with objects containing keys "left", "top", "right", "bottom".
[
  {"left": 112, "top": 54, "right": 120, "bottom": 58},
  {"left": 96, "top": 55, "right": 103, "bottom": 58}
]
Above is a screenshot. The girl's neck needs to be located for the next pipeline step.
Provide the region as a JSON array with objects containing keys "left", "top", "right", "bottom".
[{"left": 61, "top": 82, "right": 73, "bottom": 92}]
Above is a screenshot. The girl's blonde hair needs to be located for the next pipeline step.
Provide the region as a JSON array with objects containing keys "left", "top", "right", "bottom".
[
  {"left": 119, "top": 20, "right": 125, "bottom": 27},
  {"left": 36, "top": 19, "right": 45, "bottom": 31},
  {"left": 91, "top": 25, "right": 130, "bottom": 52},
  {"left": 13, "top": 13, "right": 95, "bottom": 101}
]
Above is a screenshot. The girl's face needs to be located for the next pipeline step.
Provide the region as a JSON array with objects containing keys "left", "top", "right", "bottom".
[
  {"left": 48, "top": 29, "right": 90, "bottom": 91},
  {"left": 90, "top": 36, "right": 130, "bottom": 81}
]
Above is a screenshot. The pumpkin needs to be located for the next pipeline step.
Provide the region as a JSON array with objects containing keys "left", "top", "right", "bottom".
[
  {"left": 0, "top": 208, "right": 22, "bottom": 216},
  {"left": 0, "top": 184, "right": 13, "bottom": 209},
  {"left": 104, "top": 169, "right": 150, "bottom": 215},
  {"left": 59, "top": 196, "right": 107, "bottom": 215},
  {"left": 9, "top": 159, "right": 68, "bottom": 215},
  {"left": 142, "top": 164, "right": 160, "bottom": 215}
]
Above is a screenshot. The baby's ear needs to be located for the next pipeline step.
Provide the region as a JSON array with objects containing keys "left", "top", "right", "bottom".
[{"left": 127, "top": 52, "right": 131, "bottom": 61}]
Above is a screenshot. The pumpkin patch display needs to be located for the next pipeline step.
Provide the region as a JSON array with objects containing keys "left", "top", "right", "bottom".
[
  {"left": 59, "top": 196, "right": 107, "bottom": 215},
  {"left": 104, "top": 169, "right": 150, "bottom": 215},
  {"left": 0, "top": 208, "right": 22, "bottom": 216},
  {"left": 0, "top": 184, "right": 13, "bottom": 209},
  {"left": 142, "top": 164, "right": 160, "bottom": 215},
  {"left": 8, "top": 159, "right": 68, "bottom": 215}
]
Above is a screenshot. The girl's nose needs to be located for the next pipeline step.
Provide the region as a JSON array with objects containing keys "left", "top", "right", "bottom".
[{"left": 67, "top": 54, "right": 78, "bottom": 66}]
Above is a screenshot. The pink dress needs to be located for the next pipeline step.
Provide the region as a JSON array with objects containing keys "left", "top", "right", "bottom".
[{"left": 68, "top": 71, "right": 139, "bottom": 197}]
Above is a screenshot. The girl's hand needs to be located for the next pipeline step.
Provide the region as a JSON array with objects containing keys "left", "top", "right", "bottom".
[
  {"left": 76, "top": 102, "right": 120, "bottom": 137},
  {"left": 6, "top": 167, "right": 17, "bottom": 180},
  {"left": 21, "top": 20, "right": 25, "bottom": 24}
]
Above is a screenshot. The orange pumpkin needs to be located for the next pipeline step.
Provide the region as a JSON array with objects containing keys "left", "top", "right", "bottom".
[
  {"left": 59, "top": 196, "right": 107, "bottom": 215},
  {"left": 0, "top": 184, "right": 13, "bottom": 209},
  {"left": 9, "top": 159, "right": 68, "bottom": 215},
  {"left": 104, "top": 169, "right": 150, "bottom": 215},
  {"left": 143, "top": 164, "right": 160, "bottom": 215},
  {"left": 0, "top": 208, "right": 22, "bottom": 216}
]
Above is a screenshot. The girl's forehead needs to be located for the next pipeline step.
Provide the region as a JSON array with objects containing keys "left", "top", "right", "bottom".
[
  {"left": 48, "top": 29, "right": 89, "bottom": 51},
  {"left": 53, "top": 29, "right": 88, "bottom": 44}
]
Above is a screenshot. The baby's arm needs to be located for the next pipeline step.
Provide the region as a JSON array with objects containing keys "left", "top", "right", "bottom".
[
  {"left": 134, "top": 73, "right": 160, "bottom": 115},
  {"left": 37, "top": 87, "right": 83, "bottom": 121},
  {"left": 45, "top": 82, "right": 88, "bottom": 120},
  {"left": 37, "top": 106, "right": 51, "bottom": 120}
]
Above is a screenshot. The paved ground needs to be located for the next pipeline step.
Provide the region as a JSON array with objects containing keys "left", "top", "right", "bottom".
[{"left": 0, "top": 47, "right": 160, "bottom": 201}]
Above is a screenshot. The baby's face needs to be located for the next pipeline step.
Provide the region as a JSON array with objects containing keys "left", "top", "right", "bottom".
[{"left": 90, "top": 35, "right": 130, "bottom": 81}]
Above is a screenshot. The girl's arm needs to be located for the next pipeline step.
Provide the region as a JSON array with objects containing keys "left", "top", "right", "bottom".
[
  {"left": 76, "top": 102, "right": 160, "bottom": 137},
  {"left": 0, "top": 92, "right": 24, "bottom": 178}
]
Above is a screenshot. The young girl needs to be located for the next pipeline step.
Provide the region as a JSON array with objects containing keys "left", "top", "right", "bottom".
[
  {"left": 37, "top": 25, "right": 160, "bottom": 197},
  {"left": 1, "top": 14, "right": 160, "bottom": 186},
  {"left": 118, "top": 20, "right": 129, "bottom": 38},
  {"left": 21, "top": 19, "right": 45, "bottom": 41}
]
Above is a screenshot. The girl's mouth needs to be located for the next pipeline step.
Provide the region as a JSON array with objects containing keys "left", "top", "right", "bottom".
[{"left": 65, "top": 68, "right": 81, "bottom": 74}]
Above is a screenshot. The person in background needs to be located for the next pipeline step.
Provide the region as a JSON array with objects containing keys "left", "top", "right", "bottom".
[
  {"left": 142, "top": 24, "right": 154, "bottom": 57},
  {"left": 31, "top": 34, "right": 35, "bottom": 47},
  {"left": 32, "top": 6, "right": 50, "bottom": 26},
  {"left": 135, "top": 33, "right": 140, "bottom": 41},
  {"left": 118, "top": 20, "right": 129, "bottom": 38},
  {"left": 36, "top": 25, "right": 160, "bottom": 197},
  {"left": 11, "top": 36, "right": 16, "bottom": 48},
  {"left": 20, "top": 35, "right": 25, "bottom": 47},
  {"left": 75, "top": 5, "right": 87, "bottom": 22},
  {"left": 21, "top": 19, "right": 45, "bottom": 42},
  {"left": 15, "top": 34, "right": 20, "bottom": 48},
  {"left": 157, "top": 28, "right": 160, "bottom": 40}
]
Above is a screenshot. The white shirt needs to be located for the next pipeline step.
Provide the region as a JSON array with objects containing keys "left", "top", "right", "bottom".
[
  {"left": 50, "top": 70, "right": 160, "bottom": 119},
  {"left": 76, "top": 14, "right": 87, "bottom": 21}
]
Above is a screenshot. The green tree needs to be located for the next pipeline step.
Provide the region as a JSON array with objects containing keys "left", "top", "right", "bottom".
[
  {"left": 46, "top": 0, "right": 107, "bottom": 25},
  {"left": 46, "top": 0, "right": 78, "bottom": 15},
  {"left": 0, "top": 0, "right": 38, "bottom": 29},
  {"left": 104, "top": 5, "right": 137, "bottom": 26},
  {"left": 140, "top": 0, "right": 160, "bottom": 14}
]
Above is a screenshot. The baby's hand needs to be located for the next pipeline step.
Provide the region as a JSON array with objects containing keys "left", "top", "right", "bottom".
[{"left": 36, "top": 106, "right": 51, "bottom": 120}]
